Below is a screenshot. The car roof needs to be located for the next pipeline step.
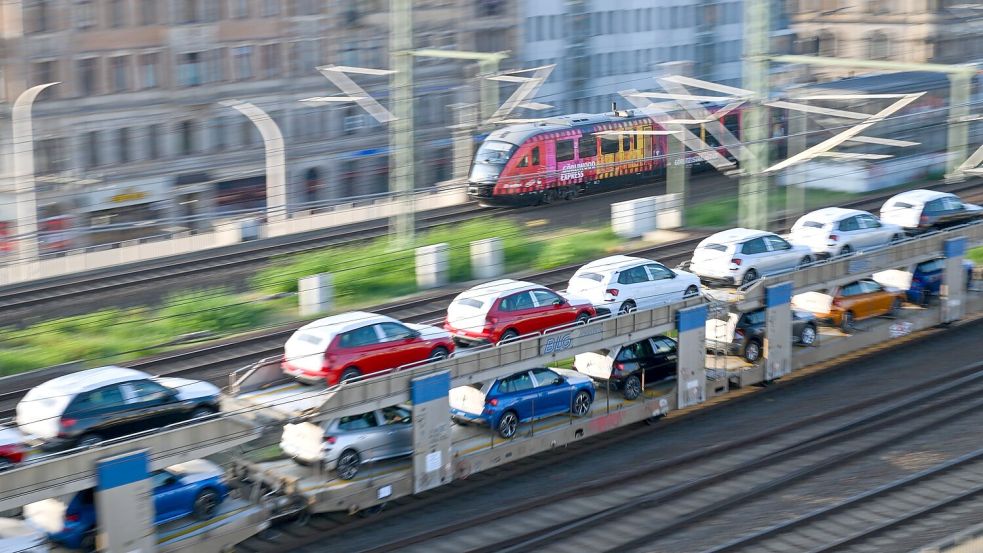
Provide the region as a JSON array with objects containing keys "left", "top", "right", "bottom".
[
  {"left": 703, "top": 227, "right": 771, "bottom": 244},
  {"left": 887, "top": 189, "right": 953, "bottom": 206},
  {"left": 800, "top": 207, "right": 868, "bottom": 223},
  {"left": 579, "top": 255, "right": 653, "bottom": 274},
  {"left": 458, "top": 279, "right": 541, "bottom": 299},
  {"left": 23, "top": 366, "right": 149, "bottom": 401},
  {"left": 294, "top": 311, "right": 396, "bottom": 339}
]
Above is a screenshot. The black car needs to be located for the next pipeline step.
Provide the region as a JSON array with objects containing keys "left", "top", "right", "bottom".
[
  {"left": 16, "top": 366, "right": 221, "bottom": 449},
  {"left": 574, "top": 336, "right": 678, "bottom": 400},
  {"left": 705, "top": 308, "right": 818, "bottom": 363}
]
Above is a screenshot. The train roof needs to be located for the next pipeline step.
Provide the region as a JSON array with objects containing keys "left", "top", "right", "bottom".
[{"left": 484, "top": 110, "right": 658, "bottom": 146}]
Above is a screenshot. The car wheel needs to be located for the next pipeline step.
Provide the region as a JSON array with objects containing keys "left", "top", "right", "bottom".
[
  {"left": 497, "top": 411, "right": 519, "bottom": 439},
  {"left": 575, "top": 312, "right": 591, "bottom": 325},
  {"left": 77, "top": 434, "right": 103, "bottom": 448},
  {"left": 336, "top": 449, "right": 361, "bottom": 480},
  {"left": 618, "top": 300, "right": 637, "bottom": 315},
  {"left": 79, "top": 530, "right": 97, "bottom": 552},
  {"left": 741, "top": 269, "right": 759, "bottom": 286},
  {"left": 891, "top": 234, "right": 903, "bottom": 243},
  {"left": 622, "top": 375, "right": 642, "bottom": 401},
  {"left": 798, "top": 256, "right": 813, "bottom": 268},
  {"left": 840, "top": 245, "right": 852, "bottom": 256},
  {"left": 429, "top": 347, "right": 449, "bottom": 361},
  {"left": 192, "top": 489, "right": 221, "bottom": 521},
  {"left": 799, "top": 324, "right": 817, "bottom": 346},
  {"left": 841, "top": 311, "right": 855, "bottom": 332},
  {"left": 572, "top": 391, "right": 592, "bottom": 416},
  {"left": 743, "top": 340, "right": 762, "bottom": 363},
  {"left": 191, "top": 406, "right": 216, "bottom": 419},
  {"left": 500, "top": 329, "right": 520, "bottom": 343},
  {"left": 340, "top": 367, "right": 361, "bottom": 383},
  {"left": 889, "top": 298, "right": 902, "bottom": 318},
  {"left": 684, "top": 285, "right": 700, "bottom": 299}
]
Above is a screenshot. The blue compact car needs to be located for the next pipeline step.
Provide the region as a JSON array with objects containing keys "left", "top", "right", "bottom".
[
  {"left": 449, "top": 367, "right": 595, "bottom": 439},
  {"left": 907, "top": 258, "right": 974, "bottom": 305},
  {"left": 32, "top": 460, "right": 228, "bottom": 551}
]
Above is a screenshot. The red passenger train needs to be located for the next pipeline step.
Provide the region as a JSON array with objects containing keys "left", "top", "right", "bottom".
[{"left": 467, "top": 108, "right": 744, "bottom": 207}]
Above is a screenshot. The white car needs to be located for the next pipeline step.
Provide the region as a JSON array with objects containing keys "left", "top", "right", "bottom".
[
  {"left": 880, "top": 189, "right": 983, "bottom": 231},
  {"left": 567, "top": 255, "right": 701, "bottom": 315},
  {"left": 688, "top": 228, "right": 814, "bottom": 287},
  {"left": 788, "top": 207, "right": 904, "bottom": 258}
]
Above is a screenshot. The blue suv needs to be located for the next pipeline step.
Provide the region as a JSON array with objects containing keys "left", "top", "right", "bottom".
[
  {"left": 449, "top": 367, "right": 595, "bottom": 439},
  {"left": 907, "top": 258, "right": 974, "bottom": 306},
  {"left": 31, "top": 460, "right": 228, "bottom": 551}
]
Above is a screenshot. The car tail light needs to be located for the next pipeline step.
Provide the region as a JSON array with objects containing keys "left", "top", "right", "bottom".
[
  {"left": 485, "top": 398, "right": 499, "bottom": 407},
  {"left": 484, "top": 315, "right": 498, "bottom": 330},
  {"left": 65, "top": 513, "right": 81, "bottom": 523},
  {"left": 832, "top": 298, "right": 843, "bottom": 307},
  {"left": 606, "top": 288, "right": 620, "bottom": 297},
  {"left": 613, "top": 362, "right": 625, "bottom": 372},
  {"left": 60, "top": 418, "right": 77, "bottom": 428},
  {"left": 323, "top": 435, "right": 337, "bottom": 444},
  {"left": 828, "top": 234, "right": 838, "bottom": 243},
  {"left": 734, "top": 329, "right": 745, "bottom": 341},
  {"left": 920, "top": 214, "right": 929, "bottom": 225},
  {"left": 730, "top": 258, "right": 742, "bottom": 266}
]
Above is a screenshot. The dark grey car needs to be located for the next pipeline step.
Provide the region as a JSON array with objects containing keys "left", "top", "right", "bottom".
[{"left": 705, "top": 308, "right": 818, "bottom": 363}]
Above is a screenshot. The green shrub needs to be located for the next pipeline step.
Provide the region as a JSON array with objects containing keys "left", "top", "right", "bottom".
[
  {"left": 157, "top": 289, "right": 272, "bottom": 333},
  {"left": 968, "top": 246, "right": 983, "bottom": 266},
  {"left": 533, "top": 228, "right": 621, "bottom": 270}
]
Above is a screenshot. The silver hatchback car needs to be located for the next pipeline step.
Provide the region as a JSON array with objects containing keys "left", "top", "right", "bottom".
[{"left": 280, "top": 405, "right": 413, "bottom": 480}]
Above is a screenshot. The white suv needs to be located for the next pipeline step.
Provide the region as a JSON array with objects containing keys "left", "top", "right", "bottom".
[
  {"left": 789, "top": 207, "right": 903, "bottom": 258},
  {"left": 567, "top": 255, "right": 701, "bottom": 315},
  {"left": 689, "top": 228, "right": 814, "bottom": 287}
]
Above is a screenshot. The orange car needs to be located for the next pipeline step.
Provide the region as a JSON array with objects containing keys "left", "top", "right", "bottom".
[{"left": 793, "top": 279, "right": 905, "bottom": 331}]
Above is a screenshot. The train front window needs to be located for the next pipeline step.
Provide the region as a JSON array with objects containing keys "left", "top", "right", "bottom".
[{"left": 470, "top": 140, "right": 515, "bottom": 182}]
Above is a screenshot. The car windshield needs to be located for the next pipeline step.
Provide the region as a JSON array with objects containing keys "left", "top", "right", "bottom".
[{"left": 474, "top": 140, "right": 515, "bottom": 164}]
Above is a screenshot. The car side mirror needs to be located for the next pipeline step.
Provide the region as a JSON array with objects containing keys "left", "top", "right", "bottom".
[
  {"left": 553, "top": 299, "right": 565, "bottom": 306},
  {"left": 409, "top": 330, "right": 422, "bottom": 339},
  {"left": 553, "top": 377, "right": 564, "bottom": 385}
]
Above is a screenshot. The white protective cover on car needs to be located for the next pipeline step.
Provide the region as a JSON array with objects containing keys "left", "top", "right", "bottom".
[
  {"left": 449, "top": 383, "right": 490, "bottom": 416},
  {"left": 705, "top": 313, "right": 739, "bottom": 345},
  {"left": 0, "top": 518, "right": 48, "bottom": 553},
  {"left": 445, "top": 297, "right": 492, "bottom": 334},
  {"left": 280, "top": 421, "right": 325, "bottom": 463},
  {"left": 166, "top": 459, "right": 224, "bottom": 483},
  {"left": 792, "top": 292, "right": 833, "bottom": 315},
  {"left": 574, "top": 351, "right": 614, "bottom": 380},
  {"left": 872, "top": 269, "right": 914, "bottom": 292},
  {"left": 284, "top": 331, "right": 329, "bottom": 373},
  {"left": 23, "top": 498, "right": 67, "bottom": 534}
]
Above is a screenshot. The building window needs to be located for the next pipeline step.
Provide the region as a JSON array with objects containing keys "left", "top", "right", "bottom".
[
  {"left": 178, "top": 52, "right": 202, "bottom": 86},
  {"left": 180, "top": 121, "right": 195, "bottom": 155},
  {"left": 343, "top": 107, "right": 363, "bottom": 135},
  {"left": 241, "top": 119, "right": 256, "bottom": 146},
  {"left": 36, "top": 138, "right": 62, "bottom": 174},
  {"left": 85, "top": 131, "right": 100, "bottom": 167},
  {"left": 76, "top": 0, "right": 95, "bottom": 29},
  {"left": 110, "top": 56, "right": 129, "bottom": 92},
  {"left": 211, "top": 118, "right": 225, "bottom": 151},
  {"left": 77, "top": 58, "right": 99, "bottom": 96},
  {"left": 232, "top": 0, "right": 249, "bottom": 18},
  {"left": 202, "top": 0, "right": 222, "bottom": 22},
  {"left": 818, "top": 30, "right": 836, "bottom": 57},
  {"left": 25, "top": 1, "right": 51, "bottom": 33},
  {"left": 867, "top": 31, "right": 890, "bottom": 60},
  {"left": 477, "top": 0, "right": 504, "bottom": 17},
  {"left": 261, "top": 0, "right": 280, "bottom": 16},
  {"left": 139, "top": 53, "right": 159, "bottom": 88},
  {"left": 109, "top": 0, "right": 126, "bottom": 27},
  {"left": 260, "top": 43, "right": 280, "bottom": 78},
  {"left": 118, "top": 128, "right": 130, "bottom": 163},
  {"left": 140, "top": 0, "right": 157, "bottom": 24},
  {"left": 180, "top": 0, "right": 197, "bottom": 23},
  {"left": 206, "top": 49, "right": 226, "bottom": 83},
  {"left": 291, "top": 41, "right": 316, "bottom": 77},
  {"left": 147, "top": 124, "right": 161, "bottom": 159},
  {"left": 233, "top": 46, "right": 254, "bottom": 80},
  {"left": 290, "top": 0, "right": 319, "bottom": 16},
  {"left": 31, "top": 60, "right": 57, "bottom": 91}
]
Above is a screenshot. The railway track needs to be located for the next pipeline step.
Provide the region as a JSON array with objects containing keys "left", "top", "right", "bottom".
[
  {"left": 1, "top": 178, "right": 980, "bottom": 416},
  {"left": 229, "top": 330, "right": 983, "bottom": 553}
]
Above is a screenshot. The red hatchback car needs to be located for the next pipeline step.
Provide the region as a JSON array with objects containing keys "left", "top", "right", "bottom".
[
  {"left": 444, "top": 279, "right": 597, "bottom": 345},
  {"left": 282, "top": 312, "right": 455, "bottom": 385},
  {"left": 0, "top": 428, "right": 27, "bottom": 470}
]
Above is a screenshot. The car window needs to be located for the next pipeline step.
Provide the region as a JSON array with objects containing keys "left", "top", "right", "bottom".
[
  {"left": 617, "top": 340, "right": 653, "bottom": 361},
  {"left": 601, "top": 136, "right": 619, "bottom": 155},
  {"left": 500, "top": 291, "right": 535, "bottom": 312},
  {"left": 741, "top": 237, "right": 767, "bottom": 255},
  {"left": 617, "top": 265, "right": 649, "bottom": 284},
  {"left": 151, "top": 471, "right": 176, "bottom": 489},
  {"left": 531, "top": 146, "right": 540, "bottom": 165},
  {"left": 68, "top": 385, "right": 124, "bottom": 413},
  {"left": 838, "top": 217, "right": 860, "bottom": 232},
  {"left": 747, "top": 310, "right": 766, "bottom": 325},
  {"left": 860, "top": 280, "right": 883, "bottom": 294},
  {"left": 857, "top": 214, "right": 880, "bottom": 229},
  {"left": 121, "top": 380, "right": 171, "bottom": 404},
  {"left": 339, "top": 325, "right": 379, "bottom": 348},
  {"left": 578, "top": 134, "right": 597, "bottom": 157},
  {"left": 531, "top": 289, "right": 562, "bottom": 307},
  {"left": 942, "top": 196, "right": 963, "bottom": 210},
  {"left": 381, "top": 406, "right": 411, "bottom": 425},
  {"left": 498, "top": 371, "right": 535, "bottom": 394},
  {"left": 556, "top": 139, "right": 575, "bottom": 162},
  {"left": 840, "top": 282, "right": 862, "bottom": 297},
  {"left": 764, "top": 235, "right": 791, "bottom": 251},
  {"left": 924, "top": 198, "right": 944, "bottom": 214},
  {"left": 645, "top": 263, "right": 674, "bottom": 281},
  {"left": 651, "top": 337, "right": 676, "bottom": 354},
  {"left": 531, "top": 368, "right": 561, "bottom": 388},
  {"left": 338, "top": 412, "right": 379, "bottom": 431},
  {"left": 377, "top": 322, "right": 415, "bottom": 342}
]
